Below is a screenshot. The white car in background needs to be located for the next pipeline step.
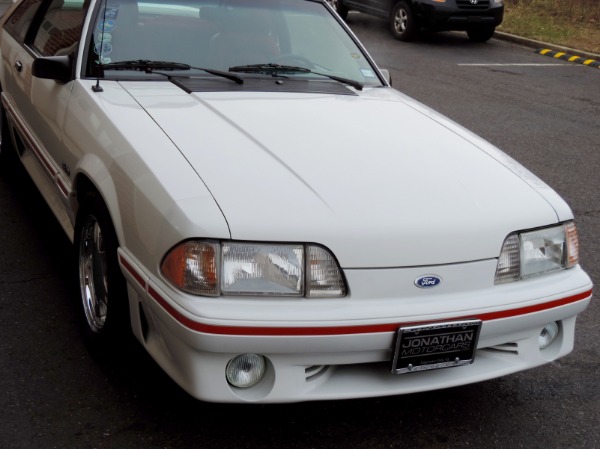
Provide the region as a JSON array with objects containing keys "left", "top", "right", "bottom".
[{"left": 0, "top": 0, "right": 592, "bottom": 403}]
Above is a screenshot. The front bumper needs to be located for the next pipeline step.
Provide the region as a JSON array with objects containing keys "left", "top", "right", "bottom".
[
  {"left": 415, "top": 0, "right": 504, "bottom": 31},
  {"left": 119, "top": 251, "right": 592, "bottom": 403}
]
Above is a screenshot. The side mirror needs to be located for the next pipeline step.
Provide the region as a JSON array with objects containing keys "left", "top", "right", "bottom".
[
  {"left": 380, "top": 69, "right": 392, "bottom": 86},
  {"left": 32, "top": 55, "right": 72, "bottom": 83}
]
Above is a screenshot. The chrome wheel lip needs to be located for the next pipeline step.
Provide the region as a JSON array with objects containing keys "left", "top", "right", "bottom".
[{"left": 78, "top": 216, "right": 108, "bottom": 333}]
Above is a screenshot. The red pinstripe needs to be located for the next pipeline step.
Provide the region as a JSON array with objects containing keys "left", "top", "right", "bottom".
[{"left": 120, "top": 254, "right": 592, "bottom": 336}]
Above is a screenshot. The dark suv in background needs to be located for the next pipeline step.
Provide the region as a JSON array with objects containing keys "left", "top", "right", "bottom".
[{"left": 328, "top": 0, "right": 504, "bottom": 42}]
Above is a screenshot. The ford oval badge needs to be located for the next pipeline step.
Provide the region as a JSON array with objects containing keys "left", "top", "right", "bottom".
[{"left": 414, "top": 275, "right": 442, "bottom": 288}]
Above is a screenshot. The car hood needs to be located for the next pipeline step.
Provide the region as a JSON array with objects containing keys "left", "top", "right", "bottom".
[{"left": 123, "top": 82, "right": 570, "bottom": 268}]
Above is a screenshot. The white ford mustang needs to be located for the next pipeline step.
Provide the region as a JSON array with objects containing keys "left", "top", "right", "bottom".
[{"left": 0, "top": 0, "right": 592, "bottom": 403}]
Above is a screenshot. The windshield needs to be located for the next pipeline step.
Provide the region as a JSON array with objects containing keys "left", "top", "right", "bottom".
[{"left": 87, "top": 0, "right": 382, "bottom": 86}]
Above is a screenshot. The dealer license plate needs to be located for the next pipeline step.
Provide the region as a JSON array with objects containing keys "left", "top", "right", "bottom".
[{"left": 391, "top": 320, "right": 481, "bottom": 374}]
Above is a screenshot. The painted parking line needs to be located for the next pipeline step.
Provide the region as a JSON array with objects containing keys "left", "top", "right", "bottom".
[
  {"left": 537, "top": 48, "right": 600, "bottom": 69},
  {"left": 458, "top": 63, "right": 575, "bottom": 67}
]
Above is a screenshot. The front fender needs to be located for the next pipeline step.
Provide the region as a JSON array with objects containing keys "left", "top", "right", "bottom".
[
  {"left": 72, "top": 153, "right": 123, "bottom": 241},
  {"left": 66, "top": 80, "right": 230, "bottom": 278}
]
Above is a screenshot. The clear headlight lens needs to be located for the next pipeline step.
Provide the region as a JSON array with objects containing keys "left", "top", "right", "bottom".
[
  {"left": 161, "top": 241, "right": 347, "bottom": 298},
  {"left": 222, "top": 242, "right": 304, "bottom": 296},
  {"left": 495, "top": 222, "right": 579, "bottom": 284}
]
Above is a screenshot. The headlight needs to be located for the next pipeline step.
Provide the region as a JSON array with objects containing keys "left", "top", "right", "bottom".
[
  {"left": 161, "top": 240, "right": 347, "bottom": 298},
  {"left": 495, "top": 222, "right": 579, "bottom": 284},
  {"left": 222, "top": 242, "right": 304, "bottom": 296}
]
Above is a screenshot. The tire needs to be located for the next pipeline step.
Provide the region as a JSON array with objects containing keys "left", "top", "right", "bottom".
[
  {"left": 467, "top": 26, "right": 495, "bottom": 42},
  {"left": 390, "top": 1, "right": 418, "bottom": 41},
  {"left": 329, "top": 0, "right": 349, "bottom": 20},
  {"left": 75, "top": 190, "right": 129, "bottom": 349}
]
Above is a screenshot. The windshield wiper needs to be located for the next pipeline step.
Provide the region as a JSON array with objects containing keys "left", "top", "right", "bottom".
[
  {"left": 101, "top": 59, "right": 191, "bottom": 71},
  {"left": 229, "top": 63, "right": 311, "bottom": 75},
  {"left": 229, "top": 63, "right": 363, "bottom": 91},
  {"left": 98, "top": 60, "right": 243, "bottom": 84}
]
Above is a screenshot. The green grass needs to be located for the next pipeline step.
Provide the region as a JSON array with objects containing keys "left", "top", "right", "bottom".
[{"left": 499, "top": 0, "right": 600, "bottom": 55}]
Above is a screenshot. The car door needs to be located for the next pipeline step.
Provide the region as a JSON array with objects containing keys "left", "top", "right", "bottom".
[
  {"left": 1, "top": 0, "right": 89, "bottom": 234},
  {"left": 343, "top": 0, "right": 390, "bottom": 18}
]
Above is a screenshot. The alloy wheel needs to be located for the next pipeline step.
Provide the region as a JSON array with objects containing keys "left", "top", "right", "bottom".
[
  {"left": 394, "top": 8, "right": 408, "bottom": 34},
  {"left": 79, "top": 216, "right": 109, "bottom": 333}
]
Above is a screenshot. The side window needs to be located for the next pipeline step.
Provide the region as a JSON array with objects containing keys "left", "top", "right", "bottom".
[
  {"left": 4, "top": 0, "right": 45, "bottom": 42},
  {"left": 32, "top": 0, "right": 87, "bottom": 56}
]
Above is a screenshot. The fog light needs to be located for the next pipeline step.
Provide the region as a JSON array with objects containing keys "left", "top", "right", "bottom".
[
  {"left": 226, "top": 354, "right": 266, "bottom": 388},
  {"left": 539, "top": 322, "right": 559, "bottom": 350}
]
